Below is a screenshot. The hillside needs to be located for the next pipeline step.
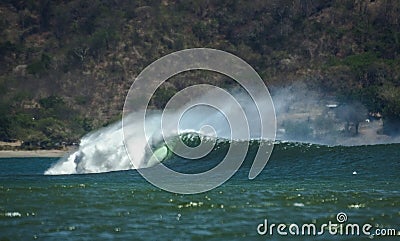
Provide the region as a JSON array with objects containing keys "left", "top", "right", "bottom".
[{"left": 0, "top": 0, "right": 399, "bottom": 148}]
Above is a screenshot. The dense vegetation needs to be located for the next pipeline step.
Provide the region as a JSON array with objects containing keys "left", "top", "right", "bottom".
[{"left": 0, "top": 0, "right": 399, "bottom": 148}]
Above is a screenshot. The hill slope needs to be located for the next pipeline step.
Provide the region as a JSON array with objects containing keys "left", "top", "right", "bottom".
[{"left": 0, "top": 0, "right": 399, "bottom": 148}]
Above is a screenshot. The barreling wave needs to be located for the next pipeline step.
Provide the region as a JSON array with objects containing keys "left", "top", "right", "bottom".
[
  {"left": 44, "top": 116, "right": 229, "bottom": 175},
  {"left": 44, "top": 118, "right": 399, "bottom": 176},
  {"left": 45, "top": 111, "right": 399, "bottom": 176},
  {"left": 44, "top": 111, "right": 385, "bottom": 176},
  {"left": 45, "top": 88, "right": 275, "bottom": 176},
  {"left": 44, "top": 117, "right": 271, "bottom": 176}
]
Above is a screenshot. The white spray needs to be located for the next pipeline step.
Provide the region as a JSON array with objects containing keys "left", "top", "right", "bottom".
[{"left": 45, "top": 88, "right": 274, "bottom": 175}]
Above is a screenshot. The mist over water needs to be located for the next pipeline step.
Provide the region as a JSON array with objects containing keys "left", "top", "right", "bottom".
[
  {"left": 272, "top": 82, "right": 400, "bottom": 146},
  {"left": 45, "top": 84, "right": 400, "bottom": 175}
]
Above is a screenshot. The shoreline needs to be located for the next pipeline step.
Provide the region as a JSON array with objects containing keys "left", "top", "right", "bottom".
[{"left": 0, "top": 149, "right": 70, "bottom": 158}]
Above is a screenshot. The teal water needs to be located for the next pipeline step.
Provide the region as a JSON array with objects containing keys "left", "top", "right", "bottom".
[{"left": 1, "top": 143, "right": 399, "bottom": 240}]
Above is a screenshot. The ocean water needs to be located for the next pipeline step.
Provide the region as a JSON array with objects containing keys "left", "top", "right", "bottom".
[{"left": 0, "top": 142, "right": 399, "bottom": 240}]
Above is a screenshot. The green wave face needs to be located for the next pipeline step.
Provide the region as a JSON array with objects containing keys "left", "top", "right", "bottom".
[
  {"left": 147, "top": 132, "right": 264, "bottom": 168},
  {"left": 147, "top": 145, "right": 169, "bottom": 167},
  {"left": 147, "top": 132, "right": 222, "bottom": 167}
]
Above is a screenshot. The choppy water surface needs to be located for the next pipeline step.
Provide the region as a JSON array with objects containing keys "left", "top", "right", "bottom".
[{"left": 1, "top": 142, "right": 399, "bottom": 240}]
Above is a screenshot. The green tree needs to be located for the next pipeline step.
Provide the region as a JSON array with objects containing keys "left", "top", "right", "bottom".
[
  {"left": 39, "top": 0, "right": 52, "bottom": 31},
  {"left": 0, "top": 102, "right": 11, "bottom": 140}
]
